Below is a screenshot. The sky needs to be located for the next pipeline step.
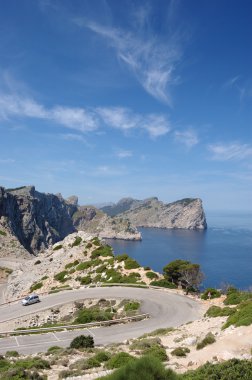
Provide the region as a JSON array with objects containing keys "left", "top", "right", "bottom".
[{"left": 0, "top": 0, "right": 251, "bottom": 211}]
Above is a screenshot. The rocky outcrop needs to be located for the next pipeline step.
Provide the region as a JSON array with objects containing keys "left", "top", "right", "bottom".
[
  {"left": 0, "top": 186, "right": 141, "bottom": 255},
  {"left": 73, "top": 206, "right": 141, "bottom": 240},
  {"left": 100, "top": 197, "right": 145, "bottom": 217},
  {"left": 113, "top": 197, "right": 207, "bottom": 230},
  {"left": 0, "top": 186, "right": 77, "bottom": 254}
]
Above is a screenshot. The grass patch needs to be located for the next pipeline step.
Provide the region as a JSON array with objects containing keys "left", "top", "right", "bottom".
[
  {"left": 30, "top": 282, "right": 43, "bottom": 292},
  {"left": 0, "top": 230, "right": 7, "bottom": 236},
  {"left": 91, "top": 245, "right": 113, "bottom": 259},
  {"left": 105, "top": 352, "right": 135, "bottom": 369},
  {"left": 150, "top": 279, "right": 177, "bottom": 288},
  {"left": 205, "top": 305, "right": 236, "bottom": 318},
  {"left": 196, "top": 332, "right": 216, "bottom": 350},
  {"left": 222, "top": 300, "right": 252, "bottom": 329},
  {"left": 171, "top": 347, "right": 190, "bottom": 357},
  {"left": 53, "top": 244, "right": 63, "bottom": 251},
  {"left": 76, "top": 261, "right": 92, "bottom": 271},
  {"left": 71, "top": 236, "right": 82, "bottom": 247},
  {"left": 54, "top": 271, "right": 69, "bottom": 283},
  {"left": 124, "top": 301, "right": 140, "bottom": 312},
  {"left": 65, "top": 260, "right": 79, "bottom": 269}
]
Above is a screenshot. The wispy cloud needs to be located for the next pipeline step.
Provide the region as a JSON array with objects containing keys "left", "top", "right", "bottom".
[
  {"left": 0, "top": 91, "right": 171, "bottom": 138},
  {"left": 97, "top": 107, "right": 171, "bottom": 137},
  {"left": 75, "top": 4, "right": 182, "bottom": 105},
  {"left": 174, "top": 129, "right": 199, "bottom": 148},
  {"left": 223, "top": 75, "right": 240, "bottom": 89},
  {"left": 0, "top": 158, "right": 15, "bottom": 164},
  {"left": 115, "top": 150, "right": 133, "bottom": 159},
  {"left": 60, "top": 133, "right": 89, "bottom": 143},
  {"left": 208, "top": 142, "right": 252, "bottom": 161}
]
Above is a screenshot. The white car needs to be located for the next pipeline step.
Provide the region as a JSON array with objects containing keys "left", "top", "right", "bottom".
[{"left": 21, "top": 294, "right": 40, "bottom": 306}]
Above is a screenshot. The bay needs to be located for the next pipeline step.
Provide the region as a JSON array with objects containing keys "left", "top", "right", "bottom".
[{"left": 106, "top": 211, "right": 252, "bottom": 289}]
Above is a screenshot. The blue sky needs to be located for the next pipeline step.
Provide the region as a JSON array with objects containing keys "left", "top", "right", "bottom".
[{"left": 0, "top": 0, "right": 251, "bottom": 211}]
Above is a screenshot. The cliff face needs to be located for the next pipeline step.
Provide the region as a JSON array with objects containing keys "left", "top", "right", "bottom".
[
  {"left": 112, "top": 197, "right": 207, "bottom": 230},
  {"left": 0, "top": 186, "right": 77, "bottom": 253},
  {"left": 0, "top": 186, "right": 141, "bottom": 255}
]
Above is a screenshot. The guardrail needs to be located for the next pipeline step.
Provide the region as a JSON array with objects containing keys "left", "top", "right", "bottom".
[{"left": 0, "top": 313, "right": 149, "bottom": 337}]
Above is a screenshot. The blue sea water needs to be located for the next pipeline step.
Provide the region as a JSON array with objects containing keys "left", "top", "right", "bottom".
[{"left": 106, "top": 211, "right": 252, "bottom": 289}]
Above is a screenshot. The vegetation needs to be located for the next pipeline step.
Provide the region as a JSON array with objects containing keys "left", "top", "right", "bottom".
[
  {"left": 116, "top": 254, "right": 129, "bottom": 262},
  {"left": 0, "top": 230, "right": 7, "bottom": 236},
  {"left": 105, "top": 352, "right": 135, "bottom": 369},
  {"left": 47, "top": 346, "right": 62, "bottom": 353},
  {"left": 150, "top": 279, "right": 177, "bottom": 288},
  {"left": 65, "top": 260, "right": 79, "bottom": 269},
  {"left": 76, "top": 261, "right": 92, "bottom": 271},
  {"left": 71, "top": 236, "right": 82, "bottom": 247},
  {"left": 69, "top": 335, "right": 94, "bottom": 349},
  {"left": 34, "top": 260, "right": 41, "bottom": 265},
  {"left": 124, "top": 258, "right": 140, "bottom": 270},
  {"left": 224, "top": 288, "right": 252, "bottom": 305},
  {"left": 146, "top": 271, "right": 159, "bottom": 280},
  {"left": 171, "top": 347, "right": 190, "bottom": 357},
  {"left": 77, "top": 275, "right": 92, "bottom": 285},
  {"left": 124, "top": 301, "right": 140, "bottom": 312},
  {"left": 196, "top": 332, "right": 216, "bottom": 350},
  {"left": 143, "top": 344, "right": 168, "bottom": 361},
  {"left": 74, "top": 307, "right": 113, "bottom": 324},
  {"left": 205, "top": 305, "right": 236, "bottom": 318},
  {"left": 222, "top": 300, "right": 252, "bottom": 329},
  {"left": 30, "top": 282, "right": 43, "bottom": 292},
  {"left": 91, "top": 245, "right": 113, "bottom": 259},
  {"left": 53, "top": 244, "right": 63, "bottom": 251},
  {"left": 5, "top": 351, "right": 19, "bottom": 357},
  {"left": 201, "top": 288, "right": 221, "bottom": 300},
  {"left": 163, "top": 259, "right": 203, "bottom": 292},
  {"left": 54, "top": 271, "right": 68, "bottom": 283}
]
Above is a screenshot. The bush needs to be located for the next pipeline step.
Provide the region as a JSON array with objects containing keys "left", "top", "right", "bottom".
[
  {"left": 150, "top": 279, "right": 177, "bottom": 288},
  {"left": 93, "top": 350, "right": 111, "bottom": 363},
  {"left": 144, "top": 266, "right": 151, "bottom": 270},
  {"left": 106, "top": 352, "right": 135, "bottom": 369},
  {"left": 30, "top": 282, "right": 43, "bottom": 292},
  {"left": 143, "top": 344, "right": 168, "bottom": 361},
  {"left": 54, "top": 271, "right": 68, "bottom": 283},
  {"left": 222, "top": 300, "right": 252, "bottom": 329},
  {"left": 0, "top": 230, "right": 7, "bottom": 236},
  {"left": 5, "top": 350, "right": 19, "bottom": 357},
  {"left": 34, "top": 260, "right": 41, "bottom": 265},
  {"left": 146, "top": 271, "right": 158, "bottom": 280},
  {"left": 99, "top": 355, "right": 178, "bottom": 380},
  {"left": 47, "top": 346, "right": 62, "bottom": 353},
  {"left": 70, "top": 335, "right": 94, "bottom": 349},
  {"left": 53, "top": 244, "right": 63, "bottom": 251},
  {"left": 224, "top": 288, "right": 252, "bottom": 305},
  {"left": 171, "top": 347, "right": 190, "bottom": 357},
  {"left": 74, "top": 307, "right": 113, "bottom": 324},
  {"left": 124, "top": 258, "right": 140, "bottom": 270},
  {"left": 201, "top": 288, "right": 221, "bottom": 300},
  {"left": 65, "top": 260, "right": 79, "bottom": 269},
  {"left": 92, "top": 237, "right": 101, "bottom": 246},
  {"left": 182, "top": 358, "right": 252, "bottom": 380},
  {"left": 116, "top": 254, "right": 129, "bottom": 262},
  {"left": 14, "top": 357, "right": 50, "bottom": 370},
  {"left": 71, "top": 236, "right": 82, "bottom": 247},
  {"left": 124, "top": 301, "right": 140, "bottom": 312},
  {"left": 196, "top": 332, "right": 216, "bottom": 350},
  {"left": 41, "top": 275, "right": 48, "bottom": 281},
  {"left": 205, "top": 305, "right": 236, "bottom": 318},
  {"left": 91, "top": 245, "right": 113, "bottom": 259},
  {"left": 78, "top": 276, "right": 91, "bottom": 285},
  {"left": 76, "top": 261, "right": 92, "bottom": 271},
  {"left": 130, "top": 337, "right": 161, "bottom": 351}
]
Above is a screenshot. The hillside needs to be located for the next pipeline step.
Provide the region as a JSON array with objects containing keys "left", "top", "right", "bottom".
[{"left": 105, "top": 197, "right": 207, "bottom": 230}]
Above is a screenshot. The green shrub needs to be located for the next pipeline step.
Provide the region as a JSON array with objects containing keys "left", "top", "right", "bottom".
[
  {"left": 205, "top": 305, "right": 236, "bottom": 318},
  {"left": 93, "top": 350, "right": 111, "bottom": 363},
  {"left": 41, "top": 275, "right": 48, "bottom": 281},
  {"left": 14, "top": 357, "right": 50, "bottom": 370},
  {"left": 74, "top": 307, "right": 113, "bottom": 324},
  {"left": 201, "top": 288, "right": 221, "bottom": 300},
  {"left": 224, "top": 288, "right": 252, "bottom": 305},
  {"left": 96, "top": 264, "right": 107, "bottom": 273},
  {"left": 47, "top": 346, "right": 62, "bottom": 353},
  {"left": 144, "top": 266, "right": 151, "bottom": 270},
  {"left": 171, "top": 347, "right": 190, "bottom": 357},
  {"left": 105, "top": 352, "right": 135, "bottom": 369},
  {"left": 70, "top": 335, "right": 94, "bottom": 349},
  {"left": 130, "top": 337, "right": 161, "bottom": 351},
  {"left": 53, "top": 244, "right": 63, "bottom": 251},
  {"left": 65, "top": 260, "right": 79, "bottom": 269},
  {"left": 86, "top": 242, "right": 92, "bottom": 248},
  {"left": 182, "top": 358, "right": 252, "bottom": 380},
  {"left": 78, "top": 276, "right": 91, "bottom": 285},
  {"left": 146, "top": 271, "right": 158, "bottom": 280},
  {"left": 69, "top": 268, "right": 76, "bottom": 274},
  {"left": 222, "top": 300, "right": 252, "bottom": 329},
  {"left": 124, "top": 301, "right": 140, "bottom": 312},
  {"left": 196, "top": 332, "right": 216, "bottom": 350},
  {"left": 76, "top": 261, "right": 92, "bottom": 271},
  {"left": 150, "top": 279, "right": 177, "bottom": 288},
  {"left": 91, "top": 245, "right": 113, "bottom": 259},
  {"left": 5, "top": 350, "right": 19, "bottom": 357},
  {"left": 30, "top": 282, "right": 43, "bottom": 292},
  {"left": 92, "top": 237, "right": 101, "bottom": 246},
  {"left": 124, "top": 258, "right": 140, "bottom": 270},
  {"left": 116, "top": 254, "right": 129, "bottom": 262},
  {"left": 143, "top": 344, "right": 168, "bottom": 361},
  {"left": 54, "top": 271, "right": 68, "bottom": 283},
  {"left": 0, "top": 230, "right": 7, "bottom": 236},
  {"left": 71, "top": 236, "right": 82, "bottom": 247},
  {"left": 99, "top": 355, "right": 177, "bottom": 380}
]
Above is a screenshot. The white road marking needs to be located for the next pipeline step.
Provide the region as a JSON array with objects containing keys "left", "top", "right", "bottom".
[
  {"left": 87, "top": 328, "right": 95, "bottom": 337},
  {"left": 14, "top": 336, "right": 20, "bottom": 347},
  {"left": 52, "top": 332, "right": 60, "bottom": 341}
]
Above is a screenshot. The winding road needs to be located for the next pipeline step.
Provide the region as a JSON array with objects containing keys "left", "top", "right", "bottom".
[{"left": 0, "top": 287, "right": 203, "bottom": 355}]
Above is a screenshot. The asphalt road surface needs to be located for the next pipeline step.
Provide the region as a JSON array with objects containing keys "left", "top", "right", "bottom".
[{"left": 0, "top": 287, "right": 203, "bottom": 355}]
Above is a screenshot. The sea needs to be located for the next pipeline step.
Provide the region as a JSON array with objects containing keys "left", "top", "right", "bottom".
[{"left": 106, "top": 211, "right": 252, "bottom": 290}]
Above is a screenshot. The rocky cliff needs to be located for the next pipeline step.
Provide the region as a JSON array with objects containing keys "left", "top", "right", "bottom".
[
  {"left": 111, "top": 197, "right": 207, "bottom": 230},
  {"left": 0, "top": 186, "right": 141, "bottom": 255}
]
